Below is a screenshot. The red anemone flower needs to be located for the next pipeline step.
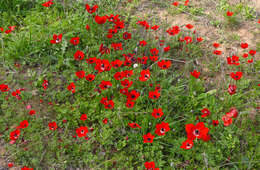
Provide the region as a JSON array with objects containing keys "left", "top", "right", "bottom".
[
  {"left": 158, "top": 60, "right": 171, "bottom": 69},
  {"left": 95, "top": 15, "right": 107, "bottom": 24},
  {"left": 123, "top": 32, "right": 132, "bottom": 40},
  {"left": 180, "top": 139, "right": 194, "bottom": 149},
  {"left": 50, "top": 33, "right": 62, "bottom": 44},
  {"left": 172, "top": 1, "right": 179, "bottom": 6},
  {"left": 139, "top": 40, "right": 147, "bottom": 47},
  {"left": 74, "top": 50, "right": 85, "bottom": 60},
  {"left": 99, "top": 81, "right": 112, "bottom": 90},
  {"left": 139, "top": 69, "right": 151, "bottom": 81},
  {"left": 48, "top": 122, "right": 57, "bottom": 130},
  {"left": 151, "top": 108, "right": 164, "bottom": 119},
  {"left": 155, "top": 122, "right": 170, "bottom": 136},
  {"left": 67, "top": 82, "right": 76, "bottom": 93},
  {"left": 75, "top": 70, "right": 85, "bottom": 79},
  {"left": 185, "top": 122, "right": 209, "bottom": 140},
  {"left": 212, "top": 120, "right": 219, "bottom": 126},
  {"left": 201, "top": 108, "right": 210, "bottom": 118},
  {"left": 85, "top": 4, "right": 98, "bottom": 14},
  {"left": 126, "top": 100, "right": 135, "bottom": 108},
  {"left": 76, "top": 126, "right": 88, "bottom": 137},
  {"left": 128, "top": 122, "right": 141, "bottom": 129},
  {"left": 230, "top": 71, "right": 242, "bottom": 80},
  {"left": 149, "top": 90, "right": 160, "bottom": 100},
  {"left": 42, "top": 0, "right": 53, "bottom": 7},
  {"left": 121, "top": 79, "right": 133, "bottom": 88},
  {"left": 186, "top": 24, "right": 194, "bottom": 29},
  {"left": 226, "top": 107, "right": 238, "bottom": 118},
  {"left": 240, "top": 43, "right": 248, "bottom": 49},
  {"left": 127, "top": 90, "right": 140, "bottom": 101},
  {"left": 10, "top": 129, "right": 20, "bottom": 140},
  {"left": 19, "top": 120, "right": 29, "bottom": 129},
  {"left": 85, "top": 74, "right": 95, "bottom": 81},
  {"left": 70, "top": 37, "right": 80, "bottom": 45},
  {"left": 111, "top": 59, "right": 123, "bottom": 68},
  {"left": 29, "top": 110, "right": 36, "bottom": 115},
  {"left": 143, "top": 133, "right": 155, "bottom": 143},
  {"left": 80, "top": 114, "right": 88, "bottom": 121},
  {"left": 213, "top": 43, "right": 220, "bottom": 48},
  {"left": 151, "top": 25, "right": 160, "bottom": 30},
  {"left": 222, "top": 115, "right": 232, "bottom": 126},
  {"left": 228, "top": 85, "right": 236, "bottom": 95},
  {"left": 226, "top": 11, "right": 234, "bottom": 16},
  {"left": 190, "top": 70, "right": 200, "bottom": 78}
]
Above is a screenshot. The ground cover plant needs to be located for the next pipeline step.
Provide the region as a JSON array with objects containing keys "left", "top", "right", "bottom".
[{"left": 0, "top": 0, "right": 259, "bottom": 169}]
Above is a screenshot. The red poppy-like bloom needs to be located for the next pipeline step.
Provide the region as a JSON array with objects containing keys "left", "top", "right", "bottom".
[
  {"left": 137, "top": 56, "right": 148, "bottom": 64},
  {"left": 151, "top": 108, "right": 164, "bottom": 119},
  {"left": 158, "top": 60, "right": 171, "bottom": 69},
  {"left": 213, "top": 50, "right": 222, "bottom": 55},
  {"left": 213, "top": 43, "right": 220, "bottom": 48},
  {"left": 144, "top": 161, "right": 159, "bottom": 170},
  {"left": 99, "top": 43, "right": 110, "bottom": 55},
  {"left": 197, "top": 37, "right": 203, "bottom": 42},
  {"left": 143, "top": 133, "right": 155, "bottom": 143},
  {"left": 230, "top": 71, "right": 242, "bottom": 80},
  {"left": 247, "top": 58, "right": 253, "bottom": 63},
  {"left": 139, "top": 69, "right": 151, "bottom": 81},
  {"left": 99, "top": 80, "right": 112, "bottom": 90},
  {"left": 8, "top": 163, "right": 13, "bottom": 168},
  {"left": 48, "top": 122, "right": 57, "bottom": 130},
  {"left": 228, "top": 85, "right": 236, "bottom": 95},
  {"left": 50, "top": 34, "right": 62, "bottom": 44},
  {"left": 127, "top": 90, "right": 140, "bottom": 101},
  {"left": 186, "top": 24, "right": 194, "bottom": 29},
  {"left": 21, "top": 166, "right": 33, "bottom": 170},
  {"left": 226, "top": 107, "right": 238, "bottom": 118},
  {"left": 120, "top": 88, "right": 129, "bottom": 96},
  {"left": 95, "top": 59, "right": 111, "bottom": 72},
  {"left": 85, "top": 24, "right": 90, "bottom": 30},
  {"left": 85, "top": 4, "right": 98, "bottom": 14},
  {"left": 0, "top": 84, "right": 10, "bottom": 92},
  {"left": 212, "top": 120, "right": 219, "bottom": 126},
  {"left": 180, "top": 139, "right": 194, "bottom": 149},
  {"left": 104, "top": 100, "right": 114, "bottom": 109},
  {"left": 76, "top": 126, "right": 88, "bottom": 138},
  {"left": 114, "top": 71, "right": 125, "bottom": 80},
  {"left": 10, "top": 129, "right": 20, "bottom": 140},
  {"left": 70, "top": 37, "right": 80, "bottom": 45},
  {"left": 75, "top": 70, "right": 85, "bottom": 79},
  {"left": 103, "top": 118, "right": 108, "bottom": 124},
  {"left": 150, "top": 56, "right": 159, "bottom": 62},
  {"left": 0, "top": 27, "right": 3, "bottom": 32},
  {"left": 111, "top": 43, "right": 123, "bottom": 50},
  {"left": 150, "top": 48, "right": 159, "bottom": 55},
  {"left": 95, "top": 15, "right": 107, "bottom": 24},
  {"left": 124, "top": 70, "right": 133, "bottom": 78},
  {"left": 29, "top": 110, "right": 36, "bottom": 115},
  {"left": 166, "top": 26, "right": 180, "bottom": 36},
  {"left": 226, "top": 11, "right": 234, "bottom": 16},
  {"left": 139, "top": 40, "right": 147, "bottom": 47},
  {"left": 121, "top": 79, "right": 133, "bottom": 88},
  {"left": 80, "top": 114, "right": 88, "bottom": 121},
  {"left": 240, "top": 43, "right": 248, "bottom": 49},
  {"left": 137, "top": 20, "right": 150, "bottom": 29},
  {"left": 42, "top": 80, "right": 48, "bottom": 90},
  {"left": 249, "top": 50, "right": 256, "bottom": 56},
  {"left": 67, "top": 82, "right": 76, "bottom": 93},
  {"left": 19, "top": 120, "right": 29, "bottom": 129},
  {"left": 151, "top": 25, "right": 160, "bottom": 30},
  {"left": 190, "top": 70, "right": 200, "bottom": 78},
  {"left": 185, "top": 122, "right": 209, "bottom": 140},
  {"left": 42, "top": 0, "right": 53, "bottom": 7},
  {"left": 12, "top": 89, "right": 22, "bottom": 100},
  {"left": 149, "top": 90, "right": 160, "bottom": 99},
  {"left": 123, "top": 32, "right": 132, "bottom": 40},
  {"left": 172, "top": 1, "right": 179, "bottom": 6},
  {"left": 74, "top": 50, "right": 85, "bottom": 60},
  {"left": 126, "top": 100, "right": 135, "bottom": 108},
  {"left": 227, "top": 55, "right": 240, "bottom": 65},
  {"left": 111, "top": 59, "right": 123, "bottom": 68},
  {"left": 128, "top": 122, "right": 141, "bottom": 128},
  {"left": 164, "top": 46, "right": 170, "bottom": 52},
  {"left": 85, "top": 74, "right": 95, "bottom": 81},
  {"left": 155, "top": 122, "right": 170, "bottom": 136},
  {"left": 87, "top": 57, "right": 96, "bottom": 64},
  {"left": 222, "top": 115, "right": 232, "bottom": 126},
  {"left": 243, "top": 53, "right": 248, "bottom": 58},
  {"left": 201, "top": 108, "right": 210, "bottom": 118}
]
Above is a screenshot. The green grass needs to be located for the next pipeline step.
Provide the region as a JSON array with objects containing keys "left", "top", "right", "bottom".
[{"left": 0, "top": 0, "right": 259, "bottom": 169}]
